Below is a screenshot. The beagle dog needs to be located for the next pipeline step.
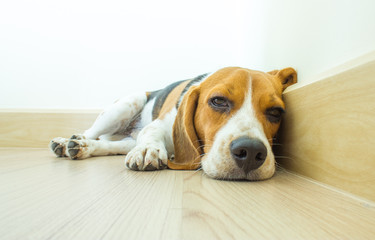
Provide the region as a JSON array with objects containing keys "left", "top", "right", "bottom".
[{"left": 50, "top": 67, "right": 297, "bottom": 180}]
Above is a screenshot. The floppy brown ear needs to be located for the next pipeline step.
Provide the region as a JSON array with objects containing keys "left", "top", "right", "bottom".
[
  {"left": 269, "top": 67, "right": 297, "bottom": 91},
  {"left": 167, "top": 86, "right": 202, "bottom": 170}
]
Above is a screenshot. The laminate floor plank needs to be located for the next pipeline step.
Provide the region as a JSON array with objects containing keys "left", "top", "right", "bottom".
[{"left": 0, "top": 148, "right": 374, "bottom": 239}]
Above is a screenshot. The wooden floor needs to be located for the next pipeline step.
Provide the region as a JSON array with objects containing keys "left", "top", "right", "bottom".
[{"left": 1, "top": 148, "right": 375, "bottom": 240}]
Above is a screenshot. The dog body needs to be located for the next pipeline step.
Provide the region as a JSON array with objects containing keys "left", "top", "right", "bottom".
[{"left": 50, "top": 67, "right": 297, "bottom": 180}]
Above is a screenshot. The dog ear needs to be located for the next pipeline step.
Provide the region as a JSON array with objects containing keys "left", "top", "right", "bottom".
[
  {"left": 168, "top": 86, "right": 202, "bottom": 170},
  {"left": 269, "top": 67, "right": 297, "bottom": 91}
]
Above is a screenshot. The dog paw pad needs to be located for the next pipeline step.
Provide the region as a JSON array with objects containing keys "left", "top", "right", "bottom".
[
  {"left": 68, "top": 140, "right": 79, "bottom": 149},
  {"left": 68, "top": 148, "right": 80, "bottom": 160},
  {"left": 70, "top": 134, "right": 86, "bottom": 140}
]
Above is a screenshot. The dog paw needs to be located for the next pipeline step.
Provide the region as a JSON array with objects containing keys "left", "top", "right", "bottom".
[
  {"left": 125, "top": 144, "right": 168, "bottom": 171},
  {"left": 49, "top": 137, "right": 68, "bottom": 157},
  {"left": 67, "top": 139, "right": 91, "bottom": 160}
]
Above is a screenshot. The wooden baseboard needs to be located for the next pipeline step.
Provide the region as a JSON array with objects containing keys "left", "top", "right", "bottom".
[
  {"left": 275, "top": 51, "right": 375, "bottom": 202},
  {"left": 0, "top": 109, "right": 100, "bottom": 148},
  {"left": 1, "top": 52, "right": 375, "bottom": 201}
]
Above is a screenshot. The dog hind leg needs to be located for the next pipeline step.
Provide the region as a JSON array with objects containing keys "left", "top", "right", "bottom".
[
  {"left": 83, "top": 92, "right": 148, "bottom": 140},
  {"left": 49, "top": 92, "right": 148, "bottom": 159},
  {"left": 67, "top": 137, "right": 137, "bottom": 160}
]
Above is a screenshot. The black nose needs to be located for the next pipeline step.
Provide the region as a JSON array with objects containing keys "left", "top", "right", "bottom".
[{"left": 230, "top": 137, "right": 267, "bottom": 174}]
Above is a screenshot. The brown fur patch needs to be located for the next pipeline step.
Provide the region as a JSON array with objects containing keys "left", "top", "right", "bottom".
[
  {"left": 251, "top": 67, "right": 297, "bottom": 145},
  {"left": 251, "top": 71, "right": 285, "bottom": 145}
]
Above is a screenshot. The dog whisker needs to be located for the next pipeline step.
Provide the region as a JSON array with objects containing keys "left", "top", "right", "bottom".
[
  {"left": 192, "top": 167, "right": 202, "bottom": 175},
  {"left": 271, "top": 143, "right": 283, "bottom": 146},
  {"left": 192, "top": 139, "right": 214, "bottom": 146},
  {"left": 197, "top": 144, "right": 212, "bottom": 150},
  {"left": 274, "top": 155, "right": 295, "bottom": 161}
]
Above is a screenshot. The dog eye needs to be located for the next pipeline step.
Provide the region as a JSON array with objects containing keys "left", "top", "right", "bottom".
[
  {"left": 209, "top": 96, "right": 231, "bottom": 111},
  {"left": 266, "top": 107, "right": 285, "bottom": 123}
]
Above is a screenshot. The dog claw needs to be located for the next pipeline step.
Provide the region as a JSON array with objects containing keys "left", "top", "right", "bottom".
[
  {"left": 130, "top": 162, "right": 139, "bottom": 171},
  {"left": 125, "top": 144, "right": 168, "bottom": 171},
  {"left": 144, "top": 164, "right": 157, "bottom": 171}
]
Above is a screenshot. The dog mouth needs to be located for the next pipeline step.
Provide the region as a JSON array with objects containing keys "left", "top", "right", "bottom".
[
  {"left": 200, "top": 147, "right": 276, "bottom": 181},
  {"left": 203, "top": 166, "right": 275, "bottom": 181}
]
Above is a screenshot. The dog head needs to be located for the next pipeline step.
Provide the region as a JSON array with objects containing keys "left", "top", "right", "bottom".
[{"left": 168, "top": 67, "right": 297, "bottom": 180}]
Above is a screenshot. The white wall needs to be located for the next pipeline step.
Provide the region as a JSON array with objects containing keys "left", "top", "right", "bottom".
[
  {"left": 0, "top": 0, "right": 249, "bottom": 109},
  {"left": 250, "top": 0, "right": 375, "bottom": 88},
  {"left": 1, "top": 0, "right": 375, "bottom": 109}
]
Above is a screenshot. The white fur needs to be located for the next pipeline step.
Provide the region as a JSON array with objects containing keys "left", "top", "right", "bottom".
[
  {"left": 139, "top": 98, "right": 155, "bottom": 129},
  {"left": 84, "top": 93, "right": 147, "bottom": 139}
]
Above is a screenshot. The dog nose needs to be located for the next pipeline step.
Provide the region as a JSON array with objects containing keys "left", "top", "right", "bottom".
[{"left": 230, "top": 137, "right": 267, "bottom": 173}]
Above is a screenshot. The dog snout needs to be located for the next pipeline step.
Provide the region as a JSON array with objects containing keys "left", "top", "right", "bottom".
[{"left": 230, "top": 137, "right": 267, "bottom": 174}]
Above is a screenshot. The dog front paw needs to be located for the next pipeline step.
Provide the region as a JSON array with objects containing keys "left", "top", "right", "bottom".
[{"left": 125, "top": 144, "right": 168, "bottom": 171}]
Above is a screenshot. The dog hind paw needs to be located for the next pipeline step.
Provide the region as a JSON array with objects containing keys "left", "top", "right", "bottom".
[
  {"left": 67, "top": 139, "right": 91, "bottom": 160},
  {"left": 49, "top": 137, "right": 68, "bottom": 157}
]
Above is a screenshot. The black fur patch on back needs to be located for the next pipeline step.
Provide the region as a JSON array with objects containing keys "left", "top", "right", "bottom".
[
  {"left": 176, "top": 73, "right": 208, "bottom": 109},
  {"left": 147, "top": 73, "right": 209, "bottom": 120},
  {"left": 148, "top": 80, "right": 185, "bottom": 120}
]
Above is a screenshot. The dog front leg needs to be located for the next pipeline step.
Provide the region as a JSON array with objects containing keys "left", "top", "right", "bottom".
[{"left": 124, "top": 117, "right": 174, "bottom": 171}]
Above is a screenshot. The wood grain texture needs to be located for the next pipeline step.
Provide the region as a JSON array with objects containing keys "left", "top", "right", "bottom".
[
  {"left": 275, "top": 52, "right": 375, "bottom": 201},
  {"left": 0, "top": 110, "right": 100, "bottom": 148},
  {"left": 0, "top": 148, "right": 374, "bottom": 240}
]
